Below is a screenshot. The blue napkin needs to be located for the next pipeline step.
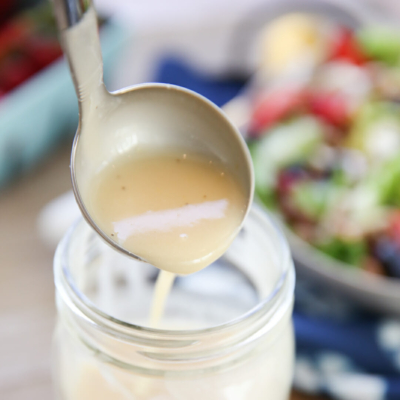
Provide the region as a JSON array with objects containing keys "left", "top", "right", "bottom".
[
  {"left": 293, "top": 279, "right": 400, "bottom": 400},
  {"left": 154, "top": 57, "right": 400, "bottom": 400}
]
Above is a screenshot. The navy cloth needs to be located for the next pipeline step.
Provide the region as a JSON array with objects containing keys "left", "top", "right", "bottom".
[
  {"left": 154, "top": 57, "right": 400, "bottom": 400},
  {"left": 154, "top": 57, "right": 246, "bottom": 107}
]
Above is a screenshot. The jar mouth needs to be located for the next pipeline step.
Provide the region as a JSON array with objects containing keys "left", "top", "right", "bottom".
[{"left": 55, "top": 204, "right": 293, "bottom": 338}]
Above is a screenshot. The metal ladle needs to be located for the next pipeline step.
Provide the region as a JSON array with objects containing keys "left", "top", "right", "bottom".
[{"left": 52, "top": 0, "right": 254, "bottom": 263}]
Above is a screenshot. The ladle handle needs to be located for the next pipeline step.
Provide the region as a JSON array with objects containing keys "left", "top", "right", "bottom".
[
  {"left": 52, "top": 0, "right": 107, "bottom": 113},
  {"left": 53, "top": 0, "right": 91, "bottom": 30}
]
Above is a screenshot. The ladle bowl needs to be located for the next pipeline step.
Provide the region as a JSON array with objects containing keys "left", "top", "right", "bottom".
[{"left": 53, "top": 0, "right": 254, "bottom": 263}]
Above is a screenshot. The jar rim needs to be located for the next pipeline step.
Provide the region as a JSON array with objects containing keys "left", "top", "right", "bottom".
[{"left": 55, "top": 204, "right": 293, "bottom": 339}]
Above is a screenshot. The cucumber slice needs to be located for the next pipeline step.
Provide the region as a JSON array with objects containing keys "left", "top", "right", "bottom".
[{"left": 251, "top": 116, "right": 323, "bottom": 194}]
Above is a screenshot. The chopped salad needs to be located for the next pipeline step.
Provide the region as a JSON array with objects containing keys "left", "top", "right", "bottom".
[{"left": 248, "top": 15, "right": 400, "bottom": 278}]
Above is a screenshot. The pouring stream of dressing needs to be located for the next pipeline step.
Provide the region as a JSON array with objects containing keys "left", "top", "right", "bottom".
[
  {"left": 149, "top": 271, "right": 176, "bottom": 327},
  {"left": 54, "top": 1, "right": 253, "bottom": 328},
  {"left": 87, "top": 149, "right": 248, "bottom": 326}
]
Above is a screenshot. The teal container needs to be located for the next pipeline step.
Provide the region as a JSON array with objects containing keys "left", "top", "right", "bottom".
[{"left": 0, "top": 21, "right": 127, "bottom": 188}]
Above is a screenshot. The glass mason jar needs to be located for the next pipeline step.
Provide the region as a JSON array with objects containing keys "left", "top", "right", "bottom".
[{"left": 53, "top": 206, "right": 295, "bottom": 400}]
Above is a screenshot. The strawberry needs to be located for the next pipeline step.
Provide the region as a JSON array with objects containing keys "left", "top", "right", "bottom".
[
  {"left": 0, "top": 21, "right": 31, "bottom": 60},
  {"left": 0, "top": 87, "right": 6, "bottom": 100},
  {"left": 25, "top": 36, "right": 62, "bottom": 69},
  {"left": 329, "top": 28, "right": 368, "bottom": 66},
  {"left": 248, "top": 87, "right": 307, "bottom": 137},
  {"left": 309, "top": 91, "right": 349, "bottom": 127},
  {"left": 0, "top": 55, "right": 38, "bottom": 92}
]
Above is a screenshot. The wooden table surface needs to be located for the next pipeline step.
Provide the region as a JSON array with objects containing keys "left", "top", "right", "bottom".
[{"left": 0, "top": 144, "right": 328, "bottom": 400}]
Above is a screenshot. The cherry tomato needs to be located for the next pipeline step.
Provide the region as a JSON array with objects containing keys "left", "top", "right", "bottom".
[{"left": 0, "top": 55, "right": 38, "bottom": 92}]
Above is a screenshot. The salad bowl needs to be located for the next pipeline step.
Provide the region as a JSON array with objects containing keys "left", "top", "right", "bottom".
[{"left": 233, "top": 0, "right": 400, "bottom": 315}]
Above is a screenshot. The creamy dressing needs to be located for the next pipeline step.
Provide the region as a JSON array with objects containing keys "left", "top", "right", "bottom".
[
  {"left": 87, "top": 150, "right": 247, "bottom": 275},
  {"left": 149, "top": 270, "right": 175, "bottom": 327}
]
